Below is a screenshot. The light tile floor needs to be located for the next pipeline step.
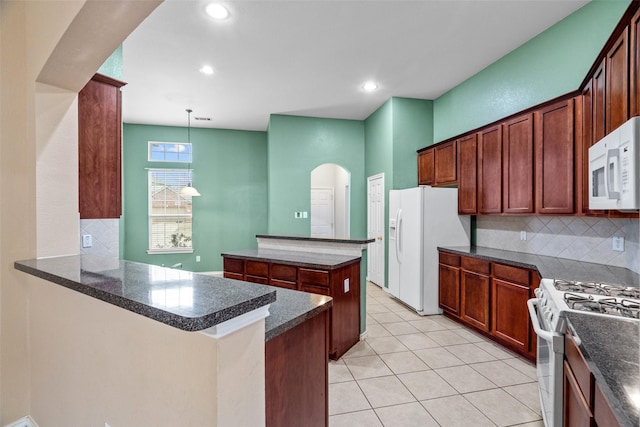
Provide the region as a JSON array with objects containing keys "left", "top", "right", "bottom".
[{"left": 329, "top": 282, "right": 543, "bottom": 427}]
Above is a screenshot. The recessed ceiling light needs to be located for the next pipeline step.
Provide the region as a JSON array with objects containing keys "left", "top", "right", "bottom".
[
  {"left": 362, "top": 81, "right": 378, "bottom": 92},
  {"left": 200, "top": 65, "right": 214, "bottom": 75},
  {"left": 205, "top": 3, "right": 229, "bottom": 20}
]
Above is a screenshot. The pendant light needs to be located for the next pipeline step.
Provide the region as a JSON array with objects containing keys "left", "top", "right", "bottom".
[{"left": 181, "top": 108, "right": 201, "bottom": 197}]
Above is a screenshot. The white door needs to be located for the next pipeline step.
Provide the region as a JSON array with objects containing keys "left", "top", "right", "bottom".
[
  {"left": 311, "top": 187, "right": 334, "bottom": 237},
  {"left": 367, "top": 174, "right": 385, "bottom": 287}
]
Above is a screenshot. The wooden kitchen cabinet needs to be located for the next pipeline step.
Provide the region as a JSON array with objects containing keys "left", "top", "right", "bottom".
[
  {"left": 606, "top": 27, "right": 629, "bottom": 133},
  {"left": 457, "top": 134, "right": 478, "bottom": 215},
  {"left": 631, "top": 9, "right": 640, "bottom": 117},
  {"left": 502, "top": 114, "right": 534, "bottom": 214},
  {"left": 78, "top": 73, "right": 126, "bottom": 219},
  {"left": 223, "top": 255, "right": 360, "bottom": 360},
  {"left": 438, "top": 252, "right": 461, "bottom": 315},
  {"left": 460, "top": 257, "right": 490, "bottom": 332},
  {"left": 434, "top": 140, "right": 457, "bottom": 185},
  {"left": 592, "top": 60, "right": 607, "bottom": 144},
  {"left": 478, "top": 125, "right": 503, "bottom": 214},
  {"left": 564, "top": 360, "right": 595, "bottom": 427},
  {"left": 266, "top": 309, "right": 328, "bottom": 427},
  {"left": 534, "top": 98, "right": 575, "bottom": 214},
  {"left": 491, "top": 263, "right": 531, "bottom": 353},
  {"left": 438, "top": 250, "right": 539, "bottom": 361},
  {"left": 418, "top": 149, "right": 434, "bottom": 185}
]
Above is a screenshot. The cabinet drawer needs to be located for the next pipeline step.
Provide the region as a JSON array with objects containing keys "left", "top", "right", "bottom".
[
  {"left": 439, "top": 252, "right": 460, "bottom": 267},
  {"left": 271, "top": 279, "right": 297, "bottom": 290},
  {"left": 224, "top": 272, "right": 244, "bottom": 281},
  {"left": 246, "top": 260, "right": 269, "bottom": 278},
  {"left": 461, "top": 256, "right": 490, "bottom": 275},
  {"left": 299, "top": 268, "right": 329, "bottom": 288},
  {"left": 301, "top": 284, "right": 331, "bottom": 296},
  {"left": 224, "top": 257, "right": 244, "bottom": 274},
  {"left": 565, "top": 330, "right": 593, "bottom": 406},
  {"left": 271, "top": 263, "right": 297, "bottom": 282},
  {"left": 493, "top": 263, "right": 530, "bottom": 286}
]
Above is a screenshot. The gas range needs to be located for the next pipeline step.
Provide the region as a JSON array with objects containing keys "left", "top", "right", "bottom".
[{"left": 534, "top": 278, "right": 640, "bottom": 333}]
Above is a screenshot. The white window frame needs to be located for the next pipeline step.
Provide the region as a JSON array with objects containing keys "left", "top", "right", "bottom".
[
  {"left": 147, "top": 168, "right": 194, "bottom": 254},
  {"left": 148, "top": 141, "right": 193, "bottom": 163}
]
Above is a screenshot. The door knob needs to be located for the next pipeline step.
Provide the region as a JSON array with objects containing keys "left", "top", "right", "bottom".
[{"left": 377, "top": 236, "right": 382, "bottom": 241}]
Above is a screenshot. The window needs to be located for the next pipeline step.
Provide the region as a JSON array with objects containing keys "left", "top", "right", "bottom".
[
  {"left": 148, "top": 169, "right": 194, "bottom": 253},
  {"left": 148, "top": 142, "right": 192, "bottom": 162}
]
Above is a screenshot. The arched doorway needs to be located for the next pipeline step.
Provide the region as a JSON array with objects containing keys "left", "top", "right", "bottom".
[{"left": 310, "top": 164, "right": 350, "bottom": 238}]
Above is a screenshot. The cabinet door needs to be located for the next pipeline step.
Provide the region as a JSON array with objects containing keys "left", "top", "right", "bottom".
[
  {"left": 478, "top": 125, "right": 503, "bottom": 214},
  {"left": 418, "top": 149, "right": 434, "bottom": 185},
  {"left": 606, "top": 27, "right": 629, "bottom": 133},
  {"left": 460, "top": 269, "right": 490, "bottom": 331},
  {"left": 593, "top": 60, "right": 607, "bottom": 143},
  {"left": 438, "top": 263, "right": 460, "bottom": 315},
  {"left": 502, "top": 114, "right": 534, "bottom": 214},
  {"left": 631, "top": 9, "right": 640, "bottom": 117},
  {"left": 457, "top": 134, "right": 478, "bottom": 215},
  {"left": 563, "top": 361, "right": 595, "bottom": 427},
  {"left": 534, "top": 98, "right": 575, "bottom": 214},
  {"left": 491, "top": 279, "right": 530, "bottom": 352},
  {"left": 78, "top": 74, "right": 125, "bottom": 219},
  {"left": 434, "top": 140, "right": 457, "bottom": 186}
]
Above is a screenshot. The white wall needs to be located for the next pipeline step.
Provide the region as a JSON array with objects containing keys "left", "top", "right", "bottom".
[{"left": 476, "top": 216, "right": 640, "bottom": 274}]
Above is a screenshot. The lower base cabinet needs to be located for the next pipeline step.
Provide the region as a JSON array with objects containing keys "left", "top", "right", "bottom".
[
  {"left": 438, "top": 250, "right": 539, "bottom": 361},
  {"left": 266, "top": 310, "right": 328, "bottom": 427}
]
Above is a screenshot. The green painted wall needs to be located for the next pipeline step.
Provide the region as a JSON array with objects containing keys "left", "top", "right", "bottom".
[
  {"left": 267, "top": 114, "right": 367, "bottom": 238},
  {"left": 122, "top": 123, "right": 268, "bottom": 271},
  {"left": 392, "top": 97, "right": 433, "bottom": 189},
  {"left": 97, "top": 45, "right": 123, "bottom": 80},
  {"left": 433, "top": 0, "right": 631, "bottom": 142}
]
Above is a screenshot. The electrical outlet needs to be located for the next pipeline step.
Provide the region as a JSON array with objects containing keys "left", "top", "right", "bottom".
[
  {"left": 344, "top": 278, "right": 350, "bottom": 293},
  {"left": 82, "top": 234, "right": 92, "bottom": 248},
  {"left": 612, "top": 236, "right": 625, "bottom": 252},
  {"left": 196, "top": 255, "right": 201, "bottom": 262},
  {"left": 294, "top": 211, "right": 301, "bottom": 218},
  {"left": 520, "top": 231, "right": 527, "bottom": 241}
]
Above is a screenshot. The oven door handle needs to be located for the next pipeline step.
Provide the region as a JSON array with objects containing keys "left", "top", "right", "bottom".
[{"left": 527, "top": 298, "right": 564, "bottom": 346}]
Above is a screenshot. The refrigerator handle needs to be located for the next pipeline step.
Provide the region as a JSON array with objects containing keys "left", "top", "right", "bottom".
[{"left": 396, "top": 209, "right": 402, "bottom": 263}]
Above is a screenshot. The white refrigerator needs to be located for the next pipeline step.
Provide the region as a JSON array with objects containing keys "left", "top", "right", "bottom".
[{"left": 388, "top": 186, "right": 470, "bottom": 314}]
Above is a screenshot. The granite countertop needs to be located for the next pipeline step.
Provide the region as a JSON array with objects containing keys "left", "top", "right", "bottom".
[
  {"left": 438, "top": 245, "right": 639, "bottom": 286},
  {"left": 566, "top": 313, "right": 640, "bottom": 427},
  {"left": 257, "top": 234, "right": 375, "bottom": 245},
  {"left": 222, "top": 248, "right": 361, "bottom": 270},
  {"left": 14, "top": 255, "right": 277, "bottom": 332}
]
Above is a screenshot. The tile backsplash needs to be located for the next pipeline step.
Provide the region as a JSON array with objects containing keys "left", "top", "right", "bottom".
[
  {"left": 80, "top": 219, "right": 119, "bottom": 258},
  {"left": 476, "top": 216, "right": 639, "bottom": 273}
]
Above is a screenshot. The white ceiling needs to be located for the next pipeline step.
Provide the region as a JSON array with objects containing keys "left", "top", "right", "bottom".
[{"left": 122, "top": 0, "right": 589, "bottom": 131}]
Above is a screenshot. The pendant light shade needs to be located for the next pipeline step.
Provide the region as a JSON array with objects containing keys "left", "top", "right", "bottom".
[{"left": 182, "top": 108, "right": 201, "bottom": 197}]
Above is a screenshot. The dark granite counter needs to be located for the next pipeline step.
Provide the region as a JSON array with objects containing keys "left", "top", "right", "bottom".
[
  {"left": 222, "top": 248, "right": 361, "bottom": 270},
  {"left": 566, "top": 313, "right": 640, "bottom": 427},
  {"left": 14, "top": 255, "right": 277, "bottom": 332},
  {"left": 15, "top": 255, "right": 333, "bottom": 341},
  {"left": 257, "top": 234, "right": 374, "bottom": 245},
  {"left": 438, "top": 246, "right": 639, "bottom": 286},
  {"left": 261, "top": 285, "right": 332, "bottom": 341}
]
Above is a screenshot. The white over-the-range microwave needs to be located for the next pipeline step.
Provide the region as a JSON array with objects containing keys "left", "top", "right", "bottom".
[{"left": 588, "top": 116, "right": 640, "bottom": 211}]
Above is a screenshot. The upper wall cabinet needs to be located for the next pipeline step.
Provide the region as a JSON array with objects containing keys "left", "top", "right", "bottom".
[
  {"left": 477, "top": 125, "right": 503, "bottom": 214},
  {"left": 606, "top": 27, "right": 629, "bottom": 133},
  {"left": 631, "top": 8, "right": 640, "bottom": 117},
  {"left": 418, "top": 140, "right": 457, "bottom": 187},
  {"left": 534, "top": 98, "right": 575, "bottom": 214},
  {"left": 457, "top": 134, "right": 478, "bottom": 215},
  {"left": 78, "top": 73, "right": 126, "bottom": 219},
  {"left": 502, "top": 114, "right": 534, "bottom": 214},
  {"left": 417, "top": 149, "right": 434, "bottom": 185}
]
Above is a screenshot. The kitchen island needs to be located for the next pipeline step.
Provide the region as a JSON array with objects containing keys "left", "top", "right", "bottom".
[
  {"left": 14, "top": 255, "right": 333, "bottom": 427},
  {"left": 222, "top": 247, "right": 361, "bottom": 359}
]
